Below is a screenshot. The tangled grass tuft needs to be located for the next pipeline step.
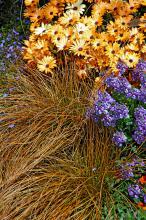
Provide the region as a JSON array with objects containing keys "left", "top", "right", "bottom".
[{"left": 0, "top": 64, "right": 122, "bottom": 219}]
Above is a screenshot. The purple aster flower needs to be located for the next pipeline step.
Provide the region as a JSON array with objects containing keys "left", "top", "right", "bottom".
[
  {"left": 6, "top": 53, "right": 11, "bottom": 58},
  {"left": 132, "top": 129, "right": 146, "bottom": 145},
  {"left": 9, "top": 87, "right": 15, "bottom": 93},
  {"left": 25, "top": 19, "right": 30, "bottom": 25},
  {"left": 132, "top": 60, "right": 146, "bottom": 85},
  {"left": 87, "top": 90, "right": 129, "bottom": 128},
  {"left": 117, "top": 61, "right": 128, "bottom": 76},
  {"left": 143, "top": 194, "right": 146, "bottom": 204},
  {"left": 128, "top": 184, "right": 142, "bottom": 199},
  {"left": 3, "top": 93, "right": 9, "bottom": 98},
  {"left": 120, "top": 165, "right": 134, "bottom": 179},
  {"left": 0, "top": 43, "right": 4, "bottom": 48},
  {"left": 131, "top": 107, "right": 146, "bottom": 144},
  {"left": 13, "top": 29, "right": 19, "bottom": 36},
  {"left": 110, "top": 103, "right": 129, "bottom": 119},
  {"left": 6, "top": 36, "right": 11, "bottom": 42},
  {"left": 136, "top": 60, "right": 146, "bottom": 71},
  {"left": 8, "top": 124, "right": 15, "bottom": 129},
  {"left": 112, "top": 131, "right": 127, "bottom": 147},
  {"left": 102, "top": 113, "right": 116, "bottom": 127},
  {"left": 19, "top": 35, "right": 23, "bottom": 41},
  {"left": 119, "top": 158, "right": 145, "bottom": 180},
  {"left": 106, "top": 76, "right": 131, "bottom": 94},
  {"left": 9, "top": 46, "right": 14, "bottom": 51}
]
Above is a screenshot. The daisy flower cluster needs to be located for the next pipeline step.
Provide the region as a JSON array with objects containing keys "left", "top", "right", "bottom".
[{"left": 23, "top": 0, "right": 146, "bottom": 75}]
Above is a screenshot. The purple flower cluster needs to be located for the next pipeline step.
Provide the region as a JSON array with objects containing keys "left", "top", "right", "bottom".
[
  {"left": 0, "top": 29, "right": 22, "bottom": 71},
  {"left": 119, "top": 158, "right": 145, "bottom": 180},
  {"left": 87, "top": 91, "right": 129, "bottom": 127},
  {"left": 128, "top": 184, "right": 142, "bottom": 199},
  {"left": 112, "top": 131, "right": 127, "bottom": 147},
  {"left": 117, "top": 61, "right": 128, "bottom": 76},
  {"left": 132, "top": 60, "right": 146, "bottom": 87},
  {"left": 106, "top": 75, "right": 146, "bottom": 103},
  {"left": 132, "top": 107, "right": 146, "bottom": 144},
  {"left": 128, "top": 184, "right": 146, "bottom": 205},
  {"left": 105, "top": 60, "right": 146, "bottom": 103}
]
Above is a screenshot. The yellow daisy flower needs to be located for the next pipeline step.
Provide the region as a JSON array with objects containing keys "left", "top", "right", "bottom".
[
  {"left": 92, "top": 2, "right": 109, "bottom": 16},
  {"left": 30, "top": 22, "right": 39, "bottom": 32},
  {"left": 24, "top": 0, "right": 39, "bottom": 7},
  {"left": 37, "top": 56, "right": 57, "bottom": 74},
  {"left": 115, "top": 30, "right": 130, "bottom": 42},
  {"left": 107, "top": 21, "right": 119, "bottom": 36},
  {"left": 58, "top": 11, "right": 80, "bottom": 26},
  {"left": 43, "top": 4, "right": 59, "bottom": 21},
  {"left": 132, "top": 33, "right": 145, "bottom": 45},
  {"left": 115, "top": 17, "right": 132, "bottom": 30},
  {"left": 66, "top": 0, "right": 86, "bottom": 15},
  {"left": 91, "top": 15, "right": 103, "bottom": 26},
  {"left": 34, "top": 39, "right": 48, "bottom": 50},
  {"left": 48, "top": 24, "right": 64, "bottom": 36},
  {"left": 126, "top": 43, "right": 139, "bottom": 52},
  {"left": 105, "top": 42, "right": 120, "bottom": 58},
  {"left": 70, "top": 39, "right": 88, "bottom": 56},
  {"left": 141, "top": 45, "right": 146, "bottom": 54},
  {"left": 29, "top": 8, "right": 44, "bottom": 23},
  {"left": 108, "top": 0, "right": 124, "bottom": 16},
  {"left": 53, "top": 35, "right": 68, "bottom": 51},
  {"left": 121, "top": 52, "right": 140, "bottom": 68},
  {"left": 91, "top": 38, "right": 106, "bottom": 50},
  {"left": 75, "top": 22, "right": 88, "bottom": 35},
  {"left": 126, "top": 0, "right": 140, "bottom": 13},
  {"left": 34, "top": 23, "right": 50, "bottom": 36}
]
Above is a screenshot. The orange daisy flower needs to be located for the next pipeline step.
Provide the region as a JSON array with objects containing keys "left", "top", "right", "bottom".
[
  {"left": 29, "top": 8, "right": 44, "bottom": 23},
  {"left": 43, "top": 4, "right": 59, "bottom": 21}
]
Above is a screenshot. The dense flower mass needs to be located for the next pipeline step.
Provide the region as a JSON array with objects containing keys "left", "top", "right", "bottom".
[
  {"left": 87, "top": 90, "right": 129, "bottom": 127},
  {"left": 0, "top": 0, "right": 29, "bottom": 72},
  {"left": 132, "top": 107, "right": 146, "bottom": 144},
  {"left": 0, "top": 29, "right": 22, "bottom": 71},
  {"left": 128, "top": 184, "right": 142, "bottom": 199},
  {"left": 118, "top": 158, "right": 145, "bottom": 180},
  {"left": 23, "top": 0, "right": 146, "bottom": 75},
  {"left": 87, "top": 59, "right": 146, "bottom": 146},
  {"left": 128, "top": 183, "right": 146, "bottom": 210},
  {"left": 105, "top": 60, "right": 146, "bottom": 103}
]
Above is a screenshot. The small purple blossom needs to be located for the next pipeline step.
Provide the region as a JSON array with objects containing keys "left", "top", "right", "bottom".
[
  {"left": 8, "top": 124, "right": 15, "bottom": 129},
  {"left": 106, "top": 76, "right": 132, "bottom": 94},
  {"left": 119, "top": 158, "right": 145, "bottom": 180},
  {"left": 112, "top": 131, "right": 127, "bottom": 147},
  {"left": 143, "top": 194, "right": 146, "bottom": 204},
  {"left": 117, "top": 61, "right": 128, "bottom": 76},
  {"left": 87, "top": 91, "right": 129, "bottom": 128},
  {"left": 128, "top": 184, "right": 142, "bottom": 199},
  {"left": 132, "top": 107, "right": 146, "bottom": 144},
  {"left": 2, "top": 93, "right": 9, "bottom": 98}
]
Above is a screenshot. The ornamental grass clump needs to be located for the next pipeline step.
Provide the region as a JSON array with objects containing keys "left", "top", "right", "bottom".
[
  {"left": 0, "top": 64, "right": 123, "bottom": 219},
  {"left": 23, "top": 0, "right": 145, "bottom": 76}
]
